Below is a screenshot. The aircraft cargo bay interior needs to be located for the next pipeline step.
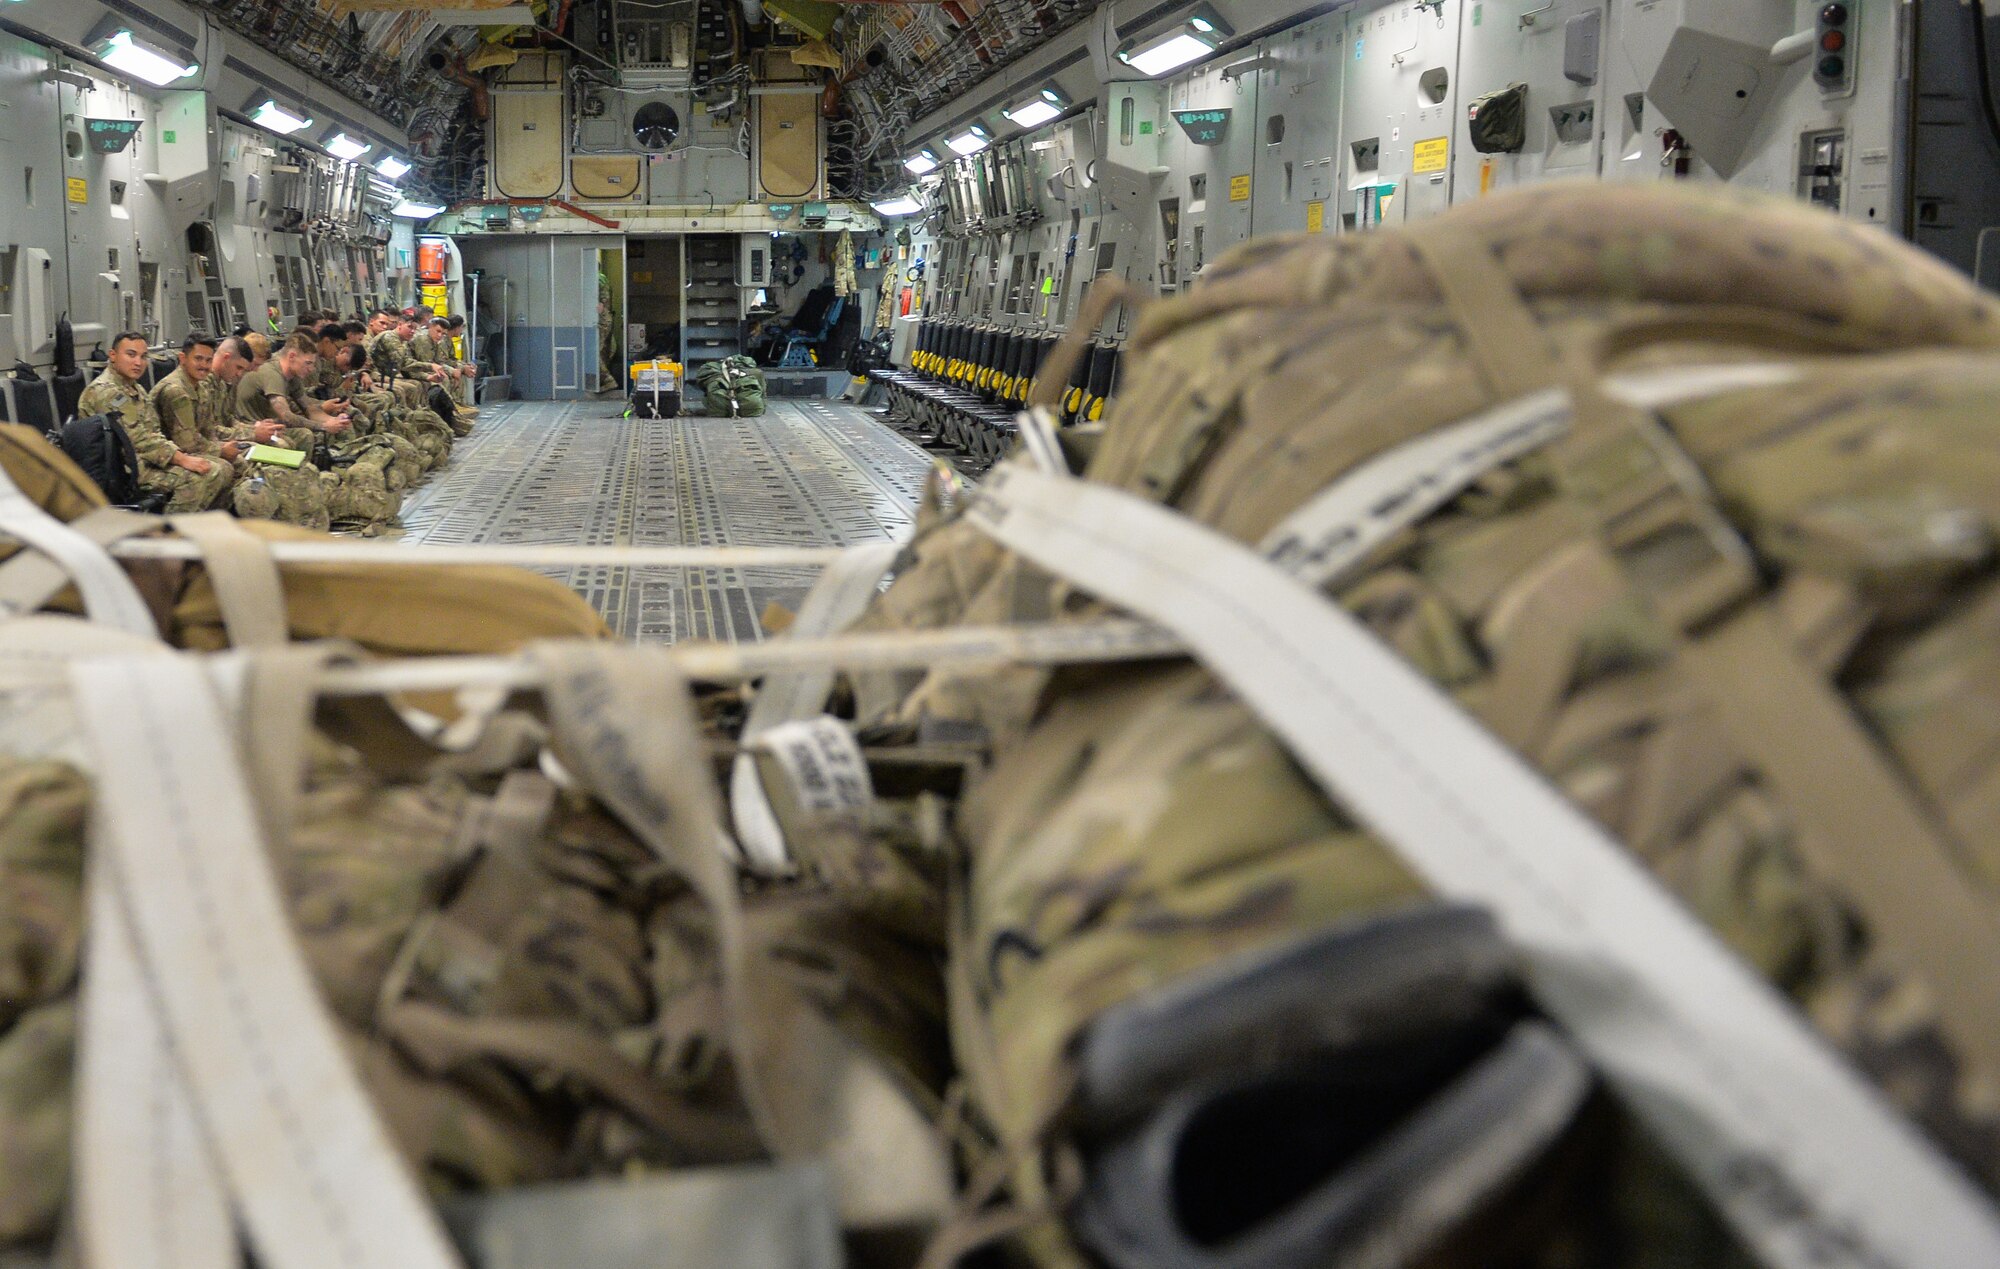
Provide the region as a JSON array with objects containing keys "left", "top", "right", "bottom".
[{"left": 3, "top": 2, "right": 2000, "bottom": 1268}]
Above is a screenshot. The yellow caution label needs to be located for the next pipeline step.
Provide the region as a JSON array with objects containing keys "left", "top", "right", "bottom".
[
  {"left": 1413, "top": 137, "right": 1450, "bottom": 174},
  {"left": 1306, "top": 200, "right": 1326, "bottom": 234},
  {"left": 1229, "top": 174, "right": 1251, "bottom": 202},
  {"left": 65, "top": 177, "right": 87, "bottom": 203}
]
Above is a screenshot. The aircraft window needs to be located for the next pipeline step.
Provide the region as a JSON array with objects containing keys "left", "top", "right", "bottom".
[
  {"left": 23, "top": 167, "right": 33, "bottom": 208},
  {"left": 1267, "top": 115, "right": 1287, "bottom": 146},
  {"left": 1120, "top": 95, "right": 1135, "bottom": 146},
  {"left": 1419, "top": 67, "right": 1449, "bottom": 106},
  {"left": 0, "top": 248, "right": 14, "bottom": 319},
  {"left": 64, "top": 131, "right": 82, "bottom": 160},
  {"left": 1095, "top": 241, "right": 1117, "bottom": 275}
]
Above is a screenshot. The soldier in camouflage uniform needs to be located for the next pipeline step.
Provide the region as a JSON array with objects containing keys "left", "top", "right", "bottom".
[
  {"left": 596, "top": 269, "right": 618, "bottom": 392},
  {"left": 412, "top": 316, "right": 478, "bottom": 432},
  {"left": 148, "top": 332, "right": 239, "bottom": 462},
  {"left": 208, "top": 335, "right": 334, "bottom": 530},
  {"left": 427, "top": 317, "right": 482, "bottom": 418},
  {"left": 405, "top": 317, "right": 438, "bottom": 366},
  {"left": 365, "top": 311, "right": 436, "bottom": 412},
  {"left": 241, "top": 334, "right": 404, "bottom": 530},
  {"left": 75, "top": 332, "right": 232, "bottom": 512},
  {"left": 312, "top": 324, "right": 350, "bottom": 398},
  {"left": 318, "top": 342, "right": 432, "bottom": 488}
]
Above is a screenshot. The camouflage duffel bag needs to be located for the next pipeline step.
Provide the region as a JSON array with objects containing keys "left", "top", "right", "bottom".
[
  {"left": 0, "top": 638, "right": 952, "bottom": 1263},
  {"left": 845, "top": 183, "right": 2000, "bottom": 1266}
]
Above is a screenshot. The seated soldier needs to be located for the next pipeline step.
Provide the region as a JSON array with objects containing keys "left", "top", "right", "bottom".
[
  {"left": 205, "top": 337, "right": 287, "bottom": 450},
  {"left": 411, "top": 316, "right": 478, "bottom": 426},
  {"left": 444, "top": 315, "right": 480, "bottom": 410},
  {"left": 239, "top": 332, "right": 354, "bottom": 449},
  {"left": 209, "top": 334, "right": 332, "bottom": 529},
  {"left": 76, "top": 331, "right": 232, "bottom": 512},
  {"left": 312, "top": 323, "right": 350, "bottom": 399},
  {"left": 365, "top": 310, "right": 440, "bottom": 411},
  {"left": 324, "top": 341, "right": 435, "bottom": 484},
  {"left": 150, "top": 331, "right": 245, "bottom": 465}
]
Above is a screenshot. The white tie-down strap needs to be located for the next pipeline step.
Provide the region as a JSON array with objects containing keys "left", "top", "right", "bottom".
[
  {"left": 749, "top": 716, "right": 877, "bottom": 819},
  {"left": 729, "top": 541, "right": 901, "bottom": 872},
  {"left": 965, "top": 463, "right": 2000, "bottom": 1269},
  {"left": 70, "top": 654, "right": 463, "bottom": 1269},
  {"left": 0, "top": 458, "right": 156, "bottom": 635},
  {"left": 1258, "top": 363, "right": 1803, "bottom": 589}
]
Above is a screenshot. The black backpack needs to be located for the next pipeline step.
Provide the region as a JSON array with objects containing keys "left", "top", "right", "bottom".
[{"left": 57, "top": 412, "right": 146, "bottom": 506}]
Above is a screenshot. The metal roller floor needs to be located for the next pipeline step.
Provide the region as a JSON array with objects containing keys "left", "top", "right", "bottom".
[{"left": 394, "top": 398, "right": 934, "bottom": 642}]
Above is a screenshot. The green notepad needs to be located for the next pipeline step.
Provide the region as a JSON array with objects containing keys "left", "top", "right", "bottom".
[{"left": 245, "top": 443, "right": 304, "bottom": 469}]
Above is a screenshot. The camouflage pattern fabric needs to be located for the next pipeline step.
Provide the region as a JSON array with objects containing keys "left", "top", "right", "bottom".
[
  {"left": 841, "top": 182, "right": 2000, "bottom": 1263},
  {"left": 231, "top": 464, "right": 332, "bottom": 532},
  {"left": 75, "top": 370, "right": 231, "bottom": 512},
  {"left": 0, "top": 713, "right": 941, "bottom": 1253},
  {"left": 150, "top": 367, "right": 222, "bottom": 458},
  {"left": 321, "top": 443, "right": 403, "bottom": 531}
]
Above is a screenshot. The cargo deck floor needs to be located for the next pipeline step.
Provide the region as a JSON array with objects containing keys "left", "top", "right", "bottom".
[{"left": 394, "top": 399, "right": 932, "bottom": 642}]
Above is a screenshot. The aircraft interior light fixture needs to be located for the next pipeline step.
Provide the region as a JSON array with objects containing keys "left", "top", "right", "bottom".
[
  {"left": 249, "top": 99, "right": 313, "bottom": 135},
  {"left": 1118, "top": 4, "right": 1233, "bottom": 77},
  {"left": 374, "top": 154, "right": 413, "bottom": 180},
  {"left": 871, "top": 194, "right": 924, "bottom": 216},
  {"left": 327, "top": 132, "right": 372, "bottom": 161},
  {"left": 903, "top": 147, "right": 941, "bottom": 175},
  {"left": 1002, "top": 84, "right": 1068, "bottom": 130},
  {"left": 94, "top": 29, "right": 198, "bottom": 86},
  {"left": 945, "top": 124, "right": 991, "bottom": 157},
  {"left": 391, "top": 200, "right": 444, "bottom": 218}
]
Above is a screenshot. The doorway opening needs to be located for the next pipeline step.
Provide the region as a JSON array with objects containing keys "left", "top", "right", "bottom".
[{"left": 625, "top": 236, "right": 686, "bottom": 372}]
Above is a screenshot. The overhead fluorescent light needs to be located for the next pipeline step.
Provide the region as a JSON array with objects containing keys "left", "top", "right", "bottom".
[
  {"left": 95, "top": 29, "right": 197, "bottom": 87},
  {"left": 871, "top": 194, "right": 923, "bottom": 216},
  {"left": 249, "top": 99, "right": 313, "bottom": 135},
  {"left": 327, "top": 132, "right": 371, "bottom": 161},
  {"left": 945, "top": 125, "right": 990, "bottom": 157},
  {"left": 374, "top": 154, "right": 412, "bottom": 180},
  {"left": 903, "top": 148, "right": 940, "bottom": 175},
  {"left": 391, "top": 200, "right": 444, "bottom": 218},
  {"left": 1003, "top": 85, "right": 1067, "bottom": 130},
  {"left": 1119, "top": 31, "right": 1218, "bottom": 77}
]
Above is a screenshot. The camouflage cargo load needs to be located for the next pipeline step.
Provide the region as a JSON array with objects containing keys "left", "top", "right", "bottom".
[
  {"left": 4, "top": 179, "right": 2000, "bottom": 1269},
  {"left": 841, "top": 182, "right": 2000, "bottom": 1265}
]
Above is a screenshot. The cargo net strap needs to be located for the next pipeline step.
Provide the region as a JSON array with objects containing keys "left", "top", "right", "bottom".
[
  {"left": 961, "top": 459, "right": 2000, "bottom": 1269},
  {"left": 1405, "top": 229, "right": 2000, "bottom": 1101},
  {"left": 0, "top": 464, "right": 460, "bottom": 1269}
]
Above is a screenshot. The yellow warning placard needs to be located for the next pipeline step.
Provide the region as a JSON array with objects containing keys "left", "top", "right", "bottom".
[
  {"left": 1413, "top": 137, "right": 1450, "bottom": 174},
  {"left": 65, "top": 177, "right": 87, "bottom": 203},
  {"left": 1229, "top": 174, "right": 1251, "bottom": 201},
  {"left": 1306, "top": 200, "right": 1326, "bottom": 234}
]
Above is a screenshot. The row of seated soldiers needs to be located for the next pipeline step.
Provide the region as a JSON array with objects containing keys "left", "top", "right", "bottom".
[{"left": 73, "top": 310, "right": 480, "bottom": 532}]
